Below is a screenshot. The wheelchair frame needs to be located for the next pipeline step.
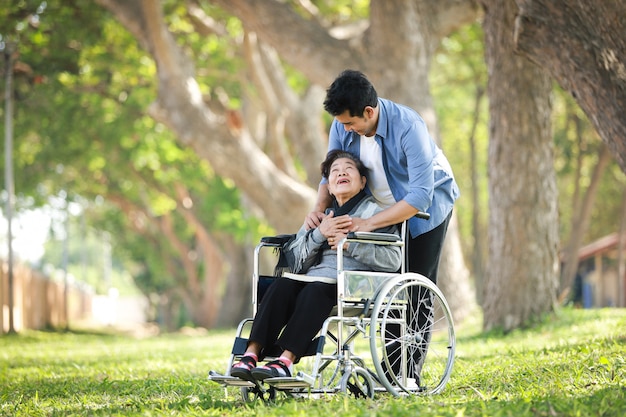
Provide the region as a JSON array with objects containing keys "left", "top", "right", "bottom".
[{"left": 209, "top": 222, "right": 456, "bottom": 401}]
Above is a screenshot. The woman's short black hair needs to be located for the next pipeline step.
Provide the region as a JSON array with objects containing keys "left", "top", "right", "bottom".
[{"left": 320, "top": 149, "right": 368, "bottom": 179}]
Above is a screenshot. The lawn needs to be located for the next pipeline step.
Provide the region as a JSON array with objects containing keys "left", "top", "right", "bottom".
[{"left": 0, "top": 307, "right": 624, "bottom": 416}]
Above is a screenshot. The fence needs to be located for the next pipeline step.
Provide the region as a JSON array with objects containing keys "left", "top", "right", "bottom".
[{"left": 1, "top": 261, "right": 94, "bottom": 333}]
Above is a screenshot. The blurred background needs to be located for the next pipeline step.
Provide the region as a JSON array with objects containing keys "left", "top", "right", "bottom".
[{"left": 1, "top": 0, "right": 624, "bottom": 335}]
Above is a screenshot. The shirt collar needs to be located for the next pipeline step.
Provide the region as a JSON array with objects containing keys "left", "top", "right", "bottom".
[{"left": 374, "top": 98, "right": 387, "bottom": 140}]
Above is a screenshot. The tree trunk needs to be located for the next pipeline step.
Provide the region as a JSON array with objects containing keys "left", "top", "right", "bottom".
[
  {"left": 618, "top": 189, "right": 626, "bottom": 308},
  {"left": 481, "top": 0, "right": 559, "bottom": 331},
  {"left": 437, "top": 214, "right": 475, "bottom": 323},
  {"left": 215, "top": 236, "right": 254, "bottom": 327},
  {"left": 559, "top": 144, "right": 612, "bottom": 302},
  {"left": 470, "top": 86, "right": 486, "bottom": 305},
  {"left": 514, "top": 0, "right": 626, "bottom": 173},
  {"left": 362, "top": 1, "right": 479, "bottom": 323}
]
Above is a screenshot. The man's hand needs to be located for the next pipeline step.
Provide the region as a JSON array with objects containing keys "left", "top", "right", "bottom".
[
  {"left": 349, "top": 216, "right": 374, "bottom": 233},
  {"left": 304, "top": 211, "right": 325, "bottom": 230},
  {"left": 305, "top": 183, "right": 333, "bottom": 230}
]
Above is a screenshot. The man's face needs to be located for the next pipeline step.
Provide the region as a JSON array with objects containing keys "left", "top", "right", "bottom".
[{"left": 335, "top": 106, "right": 377, "bottom": 137}]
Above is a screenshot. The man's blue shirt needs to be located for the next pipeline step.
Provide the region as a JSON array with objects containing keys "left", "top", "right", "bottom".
[{"left": 324, "top": 98, "right": 460, "bottom": 237}]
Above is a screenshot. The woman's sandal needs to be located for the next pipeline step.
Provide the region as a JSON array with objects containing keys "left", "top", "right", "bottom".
[
  {"left": 251, "top": 359, "right": 292, "bottom": 381},
  {"left": 230, "top": 355, "right": 257, "bottom": 382}
]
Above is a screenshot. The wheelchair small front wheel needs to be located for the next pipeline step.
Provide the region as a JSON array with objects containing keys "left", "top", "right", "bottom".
[
  {"left": 240, "top": 385, "right": 276, "bottom": 402},
  {"left": 339, "top": 366, "right": 375, "bottom": 399},
  {"left": 369, "top": 273, "right": 455, "bottom": 396}
]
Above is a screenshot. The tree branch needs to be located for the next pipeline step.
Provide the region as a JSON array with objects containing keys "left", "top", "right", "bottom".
[
  {"left": 514, "top": 0, "right": 626, "bottom": 172},
  {"left": 209, "top": 0, "right": 363, "bottom": 86},
  {"left": 96, "top": 0, "right": 316, "bottom": 232}
]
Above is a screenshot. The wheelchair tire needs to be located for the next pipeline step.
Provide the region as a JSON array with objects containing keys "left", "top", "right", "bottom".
[
  {"left": 240, "top": 385, "right": 276, "bottom": 402},
  {"left": 369, "top": 273, "right": 455, "bottom": 396},
  {"left": 339, "top": 366, "right": 375, "bottom": 399}
]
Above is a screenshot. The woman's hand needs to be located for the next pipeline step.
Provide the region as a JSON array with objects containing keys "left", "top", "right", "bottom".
[
  {"left": 328, "top": 231, "right": 349, "bottom": 251},
  {"left": 319, "top": 211, "right": 352, "bottom": 245}
]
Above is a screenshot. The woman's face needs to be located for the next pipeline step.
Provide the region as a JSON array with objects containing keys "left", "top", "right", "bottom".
[{"left": 327, "top": 157, "right": 366, "bottom": 204}]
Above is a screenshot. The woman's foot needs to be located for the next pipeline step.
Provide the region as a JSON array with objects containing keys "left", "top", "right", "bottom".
[
  {"left": 251, "top": 358, "right": 293, "bottom": 380},
  {"left": 230, "top": 354, "right": 257, "bottom": 382}
]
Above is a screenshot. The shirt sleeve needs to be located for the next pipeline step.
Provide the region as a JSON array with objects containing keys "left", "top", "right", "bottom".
[{"left": 283, "top": 226, "right": 325, "bottom": 274}]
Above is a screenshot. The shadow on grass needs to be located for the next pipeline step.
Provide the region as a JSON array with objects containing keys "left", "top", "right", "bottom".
[
  {"left": 455, "top": 385, "right": 626, "bottom": 416},
  {"left": 0, "top": 327, "right": 127, "bottom": 343},
  {"left": 455, "top": 307, "right": 625, "bottom": 344},
  {"left": 5, "top": 375, "right": 245, "bottom": 415}
]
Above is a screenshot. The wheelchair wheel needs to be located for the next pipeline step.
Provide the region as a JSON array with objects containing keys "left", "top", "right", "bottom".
[
  {"left": 339, "top": 366, "right": 375, "bottom": 399},
  {"left": 240, "top": 385, "right": 276, "bottom": 402},
  {"left": 369, "top": 273, "right": 455, "bottom": 396}
]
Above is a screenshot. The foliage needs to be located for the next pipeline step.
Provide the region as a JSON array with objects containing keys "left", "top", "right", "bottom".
[
  {"left": 431, "top": 22, "right": 489, "bottom": 265},
  {"left": 0, "top": 307, "right": 624, "bottom": 416},
  {"left": 40, "top": 211, "right": 139, "bottom": 296},
  {"left": 1, "top": 2, "right": 269, "bottom": 316},
  {"left": 552, "top": 85, "right": 626, "bottom": 242}
]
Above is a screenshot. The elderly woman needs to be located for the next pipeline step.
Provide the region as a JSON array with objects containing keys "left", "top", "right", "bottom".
[{"left": 231, "top": 150, "right": 401, "bottom": 382}]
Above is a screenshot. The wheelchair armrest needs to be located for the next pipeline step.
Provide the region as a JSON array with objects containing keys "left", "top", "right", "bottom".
[
  {"left": 346, "top": 231, "right": 401, "bottom": 242},
  {"left": 260, "top": 234, "right": 295, "bottom": 245}
]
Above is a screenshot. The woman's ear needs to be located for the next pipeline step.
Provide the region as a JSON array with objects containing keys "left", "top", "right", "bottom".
[{"left": 360, "top": 175, "right": 367, "bottom": 189}]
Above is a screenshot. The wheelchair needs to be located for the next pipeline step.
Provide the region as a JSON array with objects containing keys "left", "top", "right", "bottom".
[{"left": 209, "top": 219, "right": 455, "bottom": 401}]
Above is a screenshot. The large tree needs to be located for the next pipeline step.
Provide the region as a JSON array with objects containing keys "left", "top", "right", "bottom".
[
  {"left": 478, "top": 0, "right": 626, "bottom": 330},
  {"left": 0, "top": 1, "right": 266, "bottom": 328},
  {"left": 512, "top": 0, "right": 626, "bottom": 308},
  {"left": 480, "top": 0, "right": 559, "bottom": 331},
  {"left": 95, "top": 0, "right": 480, "bottom": 323}
]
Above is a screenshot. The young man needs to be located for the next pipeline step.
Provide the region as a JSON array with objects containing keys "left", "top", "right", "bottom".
[
  {"left": 306, "top": 69, "right": 459, "bottom": 287},
  {"left": 305, "top": 69, "right": 459, "bottom": 381}
]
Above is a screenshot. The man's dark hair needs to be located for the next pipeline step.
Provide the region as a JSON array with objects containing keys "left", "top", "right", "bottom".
[
  {"left": 320, "top": 149, "right": 368, "bottom": 179},
  {"left": 323, "top": 69, "right": 378, "bottom": 117}
]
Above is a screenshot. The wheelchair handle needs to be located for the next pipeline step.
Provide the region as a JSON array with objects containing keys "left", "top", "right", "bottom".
[{"left": 416, "top": 211, "right": 430, "bottom": 220}]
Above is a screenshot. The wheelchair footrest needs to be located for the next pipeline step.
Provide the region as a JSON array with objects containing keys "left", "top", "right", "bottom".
[
  {"left": 208, "top": 370, "right": 255, "bottom": 388},
  {"left": 264, "top": 371, "right": 316, "bottom": 390}
]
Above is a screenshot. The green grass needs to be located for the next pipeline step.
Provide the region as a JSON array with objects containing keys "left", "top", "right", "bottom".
[{"left": 1, "top": 307, "right": 624, "bottom": 416}]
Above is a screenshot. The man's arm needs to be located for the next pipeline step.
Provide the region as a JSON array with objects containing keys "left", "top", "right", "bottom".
[{"left": 350, "top": 200, "right": 419, "bottom": 232}]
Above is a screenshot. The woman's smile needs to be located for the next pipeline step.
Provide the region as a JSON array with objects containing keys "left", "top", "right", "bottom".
[{"left": 328, "top": 157, "right": 367, "bottom": 205}]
